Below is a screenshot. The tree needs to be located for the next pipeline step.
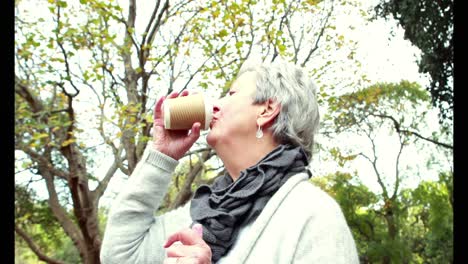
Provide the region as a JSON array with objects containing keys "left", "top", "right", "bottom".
[
  {"left": 373, "top": 0, "right": 454, "bottom": 125},
  {"left": 15, "top": 0, "right": 360, "bottom": 262},
  {"left": 399, "top": 172, "right": 453, "bottom": 263},
  {"left": 319, "top": 80, "right": 453, "bottom": 263},
  {"left": 310, "top": 172, "right": 381, "bottom": 263},
  {"left": 313, "top": 170, "right": 453, "bottom": 263}
]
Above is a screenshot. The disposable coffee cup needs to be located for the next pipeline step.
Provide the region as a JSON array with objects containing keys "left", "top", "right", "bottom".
[{"left": 163, "top": 93, "right": 212, "bottom": 130}]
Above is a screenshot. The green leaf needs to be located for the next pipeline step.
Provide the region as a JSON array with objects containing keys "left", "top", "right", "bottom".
[
  {"left": 57, "top": 1, "right": 67, "bottom": 8},
  {"left": 33, "top": 133, "right": 49, "bottom": 140},
  {"left": 219, "top": 46, "right": 227, "bottom": 55},
  {"left": 61, "top": 138, "right": 75, "bottom": 147},
  {"left": 278, "top": 44, "right": 286, "bottom": 52},
  {"left": 217, "top": 29, "right": 228, "bottom": 38}
]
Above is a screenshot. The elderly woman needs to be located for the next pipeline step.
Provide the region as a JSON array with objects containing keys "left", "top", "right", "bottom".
[{"left": 100, "top": 60, "right": 359, "bottom": 263}]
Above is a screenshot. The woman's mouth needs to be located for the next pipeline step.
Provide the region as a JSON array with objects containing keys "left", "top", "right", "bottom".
[{"left": 210, "top": 118, "right": 217, "bottom": 129}]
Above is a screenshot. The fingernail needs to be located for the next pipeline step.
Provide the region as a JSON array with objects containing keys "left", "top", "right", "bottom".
[{"left": 192, "top": 224, "right": 203, "bottom": 237}]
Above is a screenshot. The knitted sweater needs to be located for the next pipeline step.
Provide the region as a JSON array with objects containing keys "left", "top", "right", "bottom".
[{"left": 100, "top": 146, "right": 360, "bottom": 263}]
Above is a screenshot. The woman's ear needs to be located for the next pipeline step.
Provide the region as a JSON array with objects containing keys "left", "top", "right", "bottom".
[{"left": 257, "top": 98, "right": 281, "bottom": 127}]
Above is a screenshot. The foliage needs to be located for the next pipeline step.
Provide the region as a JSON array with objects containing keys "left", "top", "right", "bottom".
[
  {"left": 374, "top": 0, "right": 453, "bottom": 124},
  {"left": 15, "top": 185, "right": 80, "bottom": 263},
  {"left": 157, "top": 151, "right": 222, "bottom": 215},
  {"left": 15, "top": 185, "right": 66, "bottom": 253},
  {"left": 317, "top": 79, "right": 452, "bottom": 263},
  {"left": 325, "top": 80, "right": 452, "bottom": 151},
  {"left": 403, "top": 173, "right": 453, "bottom": 263},
  {"left": 328, "top": 80, "right": 430, "bottom": 131},
  {"left": 15, "top": 188, "right": 110, "bottom": 264},
  {"left": 313, "top": 171, "right": 453, "bottom": 263}
]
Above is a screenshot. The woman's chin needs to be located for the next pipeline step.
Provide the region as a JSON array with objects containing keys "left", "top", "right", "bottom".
[
  {"left": 206, "top": 131, "right": 217, "bottom": 148},
  {"left": 207, "top": 128, "right": 232, "bottom": 150}
]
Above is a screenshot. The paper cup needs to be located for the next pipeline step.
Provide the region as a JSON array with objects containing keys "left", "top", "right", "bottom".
[{"left": 163, "top": 94, "right": 212, "bottom": 130}]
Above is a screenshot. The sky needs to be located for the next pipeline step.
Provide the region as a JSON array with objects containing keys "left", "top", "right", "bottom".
[
  {"left": 311, "top": 0, "right": 445, "bottom": 193},
  {"left": 14, "top": 0, "right": 448, "bottom": 208}
]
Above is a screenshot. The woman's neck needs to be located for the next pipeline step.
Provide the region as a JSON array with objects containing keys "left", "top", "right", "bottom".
[{"left": 215, "top": 135, "right": 278, "bottom": 181}]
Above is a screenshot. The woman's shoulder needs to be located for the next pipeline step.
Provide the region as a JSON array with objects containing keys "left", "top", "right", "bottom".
[{"left": 284, "top": 174, "right": 345, "bottom": 217}]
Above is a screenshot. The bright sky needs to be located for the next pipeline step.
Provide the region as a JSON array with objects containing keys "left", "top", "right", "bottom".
[
  {"left": 311, "top": 0, "right": 446, "bottom": 194},
  {"left": 15, "top": 0, "right": 449, "bottom": 208}
]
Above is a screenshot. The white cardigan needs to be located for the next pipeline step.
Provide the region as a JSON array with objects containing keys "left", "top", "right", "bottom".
[{"left": 100, "top": 146, "right": 359, "bottom": 263}]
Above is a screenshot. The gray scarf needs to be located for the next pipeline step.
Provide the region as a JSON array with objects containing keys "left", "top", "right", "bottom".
[{"left": 190, "top": 144, "right": 309, "bottom": 262}]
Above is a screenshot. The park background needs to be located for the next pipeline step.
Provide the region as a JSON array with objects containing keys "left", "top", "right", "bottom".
[{"left": 14, "top": 0, "right": 453, "bottom": 263}]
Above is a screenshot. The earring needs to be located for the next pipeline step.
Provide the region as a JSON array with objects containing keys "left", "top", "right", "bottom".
[{"left": 256, "top": 124, "right": 263, "bottom": 139}]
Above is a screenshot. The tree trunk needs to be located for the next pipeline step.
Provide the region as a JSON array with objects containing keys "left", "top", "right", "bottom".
[
  {"left": 61, "top": 144, "right": 102, "bottom": 264},
  {"left": 382, "top": 199, "right": 397, "bottom": 264},
  {"left": 170, "top": 150, "right": 213, "bottom": 209}
]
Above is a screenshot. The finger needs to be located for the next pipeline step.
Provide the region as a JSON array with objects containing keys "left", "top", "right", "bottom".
[
  {"left": 166, "top": 244, "right": 201, "bottom": 258},
  {"left": 164, "top": 227, "right": 205, "bottom": 248},
  {"left": 192, "top": 224, "right": 203, "bottom": 238},
  {"left": 180, "top": 90, "right": 189, "bottom": 97},
  {"left": 183, "top": 123, "right": 201, "bottom": 146},
  {"left": 154, "top": 96, "right": 166, "bottom": 119},
  {"left": 164, "top": 257, "right": 197, "bottom": 264},
  {"left": 168, "top": 92, "right": 179, "bottom": 99}
]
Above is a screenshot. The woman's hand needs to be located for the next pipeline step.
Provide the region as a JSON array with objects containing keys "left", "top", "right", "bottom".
[
  {"left": 152, "top": 90, "right": 201, "bottom": 160},
  {"left": 163, "top": 224, "right": 212, "bottom": 264}
]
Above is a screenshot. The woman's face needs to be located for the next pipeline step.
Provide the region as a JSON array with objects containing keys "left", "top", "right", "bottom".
[{"left": 207, "top": 71, "right": 260, "bottom": 149}]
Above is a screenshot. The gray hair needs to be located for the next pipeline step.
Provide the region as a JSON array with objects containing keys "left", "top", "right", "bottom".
[{"left": 237, "top": 59, "right": 320, "bottom": 160}]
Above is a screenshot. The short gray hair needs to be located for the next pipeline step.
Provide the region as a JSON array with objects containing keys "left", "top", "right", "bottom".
[{"left": 237, "top": 59, "right": 320, "bottom": 160}]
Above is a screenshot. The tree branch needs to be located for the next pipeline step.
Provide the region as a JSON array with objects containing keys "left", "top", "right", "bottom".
[
  {"left": 372, "top": 113, "right": 453, "bottom": 149},
  {"left": 148, "top": 10, "right": 200, "bottom": 76},
  {"left": 359, "top": 128, "right": 389, "bottom": 199},
  {"left": 15, "top": 76, "right": 44, "bottom": 113},
  {"left": 141, "top": 0, "right": 162, "bottom": 47},
  {"left": 92, "top": 151, "right": 126, "bottom": 207},
  {"left": 170, "top": 150, "right": 213, "bottom": 209},
  {"left": 15, "top": 224, "right": 66, "bottom": 264},
  {"left": 40, "top": 170, "right": 86, "bottom": 257},
  {"left": 145, "top": 0, "right": 169, "bottom": 48},
  {"left": 17, "top": 146, "right": 69, "bottom": 181},
  {"left": 392, "top": 133, "right": 405, "bottom": 199},
  {"left": 301, "top": 0, "right": 335, "bottom": 67},
  {"left": 55, "top": 5, "right": 79, "bottom": 97}
]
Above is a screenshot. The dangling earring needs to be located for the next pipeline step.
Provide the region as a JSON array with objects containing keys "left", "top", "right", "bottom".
[{"left": 256, "top": 124, "right": 263, "bottom": 139}]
